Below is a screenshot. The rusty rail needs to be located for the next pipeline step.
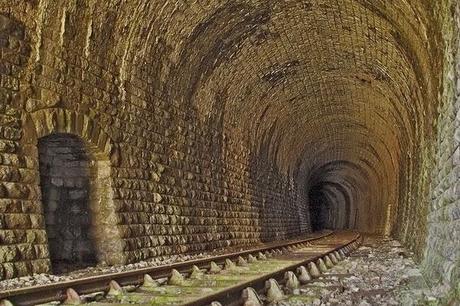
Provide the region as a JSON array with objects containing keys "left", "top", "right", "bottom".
[
  {"left": 184, "top": 232, "right": 362, "bottom": 306},
  {"left": 0, "top": 231, "right": 335, "bottom": 306}
]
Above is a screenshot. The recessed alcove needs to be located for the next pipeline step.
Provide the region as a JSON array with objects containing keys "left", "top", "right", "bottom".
[{"left": 38, "top": 133, "right": 97, "bottom": 273}]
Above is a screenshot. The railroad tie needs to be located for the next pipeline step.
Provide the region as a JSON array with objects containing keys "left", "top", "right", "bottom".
[
  {"left": 325, "top": 255, "right": 334, "bottom": 268},
  {"left": 248, "top": 254, "right": 257, "bottom": 263},
  {"left": 237, "top": 256, "right": 248, "bottom": 267},
  {"left": 168, "top": 269, "right": 186, "bottom": 286},
  {"left": 284, "top": 271, "right": 300, "bottom": 292},
  {"left": 241, "top": 287, "right": 262, "bottom": 306},
  {"left": 297, "top": 265, "right": 312, "bottom": 284},
  {"left": 107, "top": 280, "right": 124, "bottom": 297},
  {"left": 308, "top": 261, "right": 321, "bottom": 278},
  {"left": 209, "top": 261, "right": 222, "bottom": 273},
  {"left": 190, "top": 265, "right": 204, "bottom": 279},
  {"left": 141, "top": 274, "right": 158, "bottom": 288},
  {"left": 317, "top": 258, "right": 328, "bottom": 272},
  {"left": 63, "top": 288, "right": 82, "bottom": 305},
  {"left": 265, "top": 278, "right": 284, "bottom": 303},
  {"left": 0, "top": 300, "right": 13, "bottom": 306}
]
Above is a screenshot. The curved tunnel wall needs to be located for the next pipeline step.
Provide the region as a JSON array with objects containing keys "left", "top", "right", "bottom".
[{"left": 0, "top": 0, "right": 457, "bottom": 292}]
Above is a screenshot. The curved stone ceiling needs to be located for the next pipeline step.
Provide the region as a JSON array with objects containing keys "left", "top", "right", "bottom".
[
  {"left": 156, "top": 0, "right": 440, "bottom": 235},
  {"left": 11, "top": 0, "right": 442, "bottom": 236}
]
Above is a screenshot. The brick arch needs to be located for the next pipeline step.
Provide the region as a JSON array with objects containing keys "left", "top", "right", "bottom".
[
  {"left": 30, "top": 108, "right": 111, "bottom": 155},
  {"left": 28, "top": 108, "right": 126, "bottom": 267}
]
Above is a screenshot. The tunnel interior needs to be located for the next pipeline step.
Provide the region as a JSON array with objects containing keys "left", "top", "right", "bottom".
[
  {"left": 0, "top": 0, "right": 458, "bottom": 294},
  {"left": 38, "top": 133, "right": 97, "bottom": 274},
  {"left": 308, "top": 180, "right": 352, "bottom": 232},
  {"left": 308, "top": 185, "right": 329, "bottom": 232}
]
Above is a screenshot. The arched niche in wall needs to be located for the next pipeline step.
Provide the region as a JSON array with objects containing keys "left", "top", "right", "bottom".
[{"left": 26, "top": 108, "right": 125, "bottom": 272}]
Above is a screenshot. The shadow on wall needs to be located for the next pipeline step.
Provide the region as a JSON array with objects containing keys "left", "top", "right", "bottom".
[
  {"left": 38, "top": 134, "right": 97, "bottom": 274},
  {"left": 308, "top": 185, "right": 330, "bottom": 232},
  {"left": 36, "top": 131, "right": 123, "bottom": 274}
]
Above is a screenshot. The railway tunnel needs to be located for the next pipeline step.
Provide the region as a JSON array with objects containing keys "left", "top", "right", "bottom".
[{"left": 0, "top": 0, "right": 459, "bottom": 303}]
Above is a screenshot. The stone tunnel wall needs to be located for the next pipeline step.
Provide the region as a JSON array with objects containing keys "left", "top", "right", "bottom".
[
  {"left": 0, "top": 4, "right": 310, "bottom": 279},
  {"left": 0, "top": 0, "right": 458, "bottom": 294},
  {"left": 0, "top": 13, "right": 51, "bottom": 279},
  {"left": 421, "top": 0, "right": 460, "bottom": 293}
]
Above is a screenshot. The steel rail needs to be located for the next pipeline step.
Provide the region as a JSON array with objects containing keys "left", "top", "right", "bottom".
[
  {"left": 183, "top": 232, "right": 361, "bottom": 306},
  {"left": 0, "top": 231, "right": 334, "bottom": 306}
]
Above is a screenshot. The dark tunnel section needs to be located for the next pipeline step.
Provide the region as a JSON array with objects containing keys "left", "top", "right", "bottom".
[
  {"left": 308, "top": 185, "right": 330, "bottom": 232},
  {"left": 38, "top": 133, "right": 98, "bottom": 274},
  {"left": 308, "top": 181, "right": 353, "bottom": 232},
  {"left": 306, "top": 161, "right": 357, "bottom": 232}
]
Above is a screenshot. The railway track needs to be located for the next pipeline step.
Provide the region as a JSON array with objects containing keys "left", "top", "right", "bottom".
[{"left": 0, "top": 231, "right": 361, "bottom": 306}]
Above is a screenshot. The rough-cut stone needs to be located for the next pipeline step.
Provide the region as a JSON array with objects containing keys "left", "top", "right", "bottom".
[
  {"left": 209, "top": 261, "right": 222, "bottom": 274},
  {"left": 265, "top": 278, "right": 284, "bottom": 303},
  {"left": 224, "top": 258, "right": 237, "bottom": 271},
  {"left": 308, "top": 262, "right": 321, "bottom": 278},
  {"left": 168, "top": 269, "right": 185, "bottom": 286},
  {"left": 248, "top": 254, "right": 257, "bottom": 263},
  {"left": 284, "top": 271, "right": 300, "bottom": 292},
  {"left": 0, "top": 1, "right": 457, "bottom": 303},
  {"left": 324, "top": 255, "right": 334, "bottom": 268},
  {"left": 317, "top": 258, "right": 328, "bottom": 273},
  {"left": 141, "top": 274, "right": 157, "bottom": 288},
  {"left": 296, "top": 266, "right": 312, "bottom": 284},
  {"left": 0, "top": 3, "right": 310, "bottom": 277},
  {"left": 63, "top": 288, "right": 82, "bottom": 305},
  {"left": 107, "top": 280, "right": 123, "bottom": 297},
  {"left": 237, "top": 256, "right": 248, "bottom": 267},
  {"left": 242, "top": 287, "right": 262, "bottom": 306},
  {"left": 189, "top": 265, "right": 204, "bottom": 280}
]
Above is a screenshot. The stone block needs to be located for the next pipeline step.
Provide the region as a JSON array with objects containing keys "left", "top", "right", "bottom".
[
  {"left": 0, "top": 245, "right": 19, "bottom": 262},
  {"left": 4, "top": 214, "right": 31, "bottom": 229}
]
